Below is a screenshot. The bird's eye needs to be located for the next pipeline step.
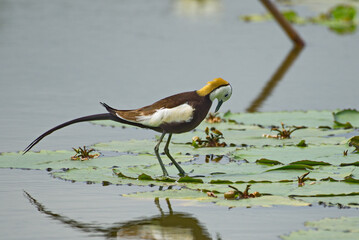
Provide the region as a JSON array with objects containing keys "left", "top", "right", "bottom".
[{"left": 224, "top": 94, "right": 229, "bottom": 97}]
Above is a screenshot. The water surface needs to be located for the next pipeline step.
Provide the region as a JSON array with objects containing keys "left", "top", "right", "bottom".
[{"left": 1, "top": 1, "right": 358, "bottom": 239}]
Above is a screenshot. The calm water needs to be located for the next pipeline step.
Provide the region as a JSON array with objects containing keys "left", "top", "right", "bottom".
[
  {"left": 1, "top": 169, "right": 358, "bottom": 240},
  {"left": 1, "top": 0, "right": 358, "bottom": 239}
]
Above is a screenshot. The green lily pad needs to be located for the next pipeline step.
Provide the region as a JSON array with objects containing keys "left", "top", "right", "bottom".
[
  {"left": 240, "top": 12, "right": 272, "bottom": 22},
  {"left": 289, "top": 160, "right": 331, "bottom": 166},
  {"left": 266, "top": 164, "right": 314, "bottom": 172},
  {"left": 137, "top": 173, "right": 154, "bottom": 181},
  {"left": 340, "top": 161, "right": 359, "bottom": 167},
  {"left": 93, "top": 139, "right": 237, "bottom": 156},
  {"left": 330, "top": 5, "right": 357, "bottom": 21},
  {"left": 344, "top": 175, "right": 359, "bottom": 184},
  {"left": 178, "top": 125, "right": 350, "bottom": 147},
  {"left": 214, "top": 195, "right": 310, "bottom": 208},
  {"left": 209, "top": 179, "right": 234, "bottom": 184},
  {"left": 0, "top": 150, "right": 183, "bottom": 171},
  {"left": 282, "top": 10, "right": 305, "bottom": 24},
  {"left": 296, "top": 140, "right": 308, "bottom": 147},
  {"left": 222, "top": 110, "right": 334, "bottom": 128},
  {"left": 333, "top": 109, "right": 359, "bottom": 128},
  {"left": 348, "top": 136, "right": 359, "bottom": 152},
  {"left": 178, "top": 176, "right": 204, "bottom": 183},
  {"left": 124, "top": 188, "right": 310, "bottom": 208},
  {"left": 240, "top": 4, "right": 358, "bottom": 35},
  {"left": 256, "top": 158, "right": 283, "bottom": 165},
  {"left": 0, "top": 150, "right": 87, "bottom": 170},
  {"left": 313, "top": 5, "right": 358, "bottom": 34},
  {"left": 2, "top": 110, "right": 358, "bottom": 208},
  {"left": 232, "top": 145, "right": 358, "bottom": 166},
  {"left": 333, "top": 121, "right": 353, "bottom": 129},
  {"left": 281, "top": 216, "right": 359, "bottom": 240}
]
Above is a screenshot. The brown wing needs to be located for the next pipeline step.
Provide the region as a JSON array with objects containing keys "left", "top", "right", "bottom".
[{"left": 115, "top": 91, "right": 200, "bottom": 122}]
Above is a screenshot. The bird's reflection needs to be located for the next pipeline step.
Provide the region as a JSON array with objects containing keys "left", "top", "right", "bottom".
[
  {"left": 24, "top": 191, "right": 213, "bottom": 240},
  {"left": 246, "top": 45, "right": 304, "bottom": 112}
]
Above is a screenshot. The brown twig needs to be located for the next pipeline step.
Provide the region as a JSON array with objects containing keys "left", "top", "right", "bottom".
[{"left": 260, "top": 0, "right": 305, "bottom": 47}]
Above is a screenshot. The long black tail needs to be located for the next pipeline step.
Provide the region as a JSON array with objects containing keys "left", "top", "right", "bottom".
[{"left": 23, "top": 113, "right": 116, "bottom": 154}]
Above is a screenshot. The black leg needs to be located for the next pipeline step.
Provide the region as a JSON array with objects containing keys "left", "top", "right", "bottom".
[
  {"left": 164, "top": 133, "right": 186, "bottom": 176},
  {"left": 165, "top": 198, "right": 173, "bottom": 215},
  {"left": 154, "top": 132, "right": 169, "bottom": 177},
  {"left": 154, "top": 197, "right": 164, "bottom": 216}
]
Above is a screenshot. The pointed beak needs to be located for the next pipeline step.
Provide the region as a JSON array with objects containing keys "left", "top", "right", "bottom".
[{"left": 215, "top": 100, "right": 223, "bottom": 113}]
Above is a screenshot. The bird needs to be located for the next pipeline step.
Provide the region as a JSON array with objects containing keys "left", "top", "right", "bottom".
[{"left": 23, "top": 78, "right": 232, "bottom": 176}]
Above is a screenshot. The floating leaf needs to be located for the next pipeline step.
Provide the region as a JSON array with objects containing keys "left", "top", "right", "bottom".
[
  {"left": 222, "top": 110, "right": 334, "bottom": 128},
  {"left": 282, "top": 10, "right": 302, "bottom": 23},
  {"left": 178, "top": 176, "right": 204, "bottom": 183},
  {"left": 114, "top": 170, "right": 137, "bottom": 180},
  {"left": 296, "top": 140, "right": 307, "bottom": 147},
  {"left": 348, "top": 136, "right": 359, "bottom": 152},
  {"left": 330, "top": 5, "right": 356, "bottom": 21},
  {"left": 281, "top": 216, "right": 359, "bottom": 240},
  {"left": 320, "top": 177, "right": 339, "bottom": 182},
  {"left": 333, "top": 109, "right": 359, "bottom": 128},
  {"left": 2, "top": 110, "right": 359, "bottom": 208},
  {"left": 289, "top": 160, "right": 331, "bottom": 166},
  {"left": 340, "top": 161, "right": 359, "bottom": 167},
  {"left": 126, "top": 189, "right": 310, "bottom": 208},
  {"left": 267, "top": 164, "right": 314, "bottom": 172},
  {"left": 232, "top": 145, "right": 358, "bottom": 166},
  {"left": 240, "top": 5, "right": 358, "bottom": 35},
  {"left": 240, "top": 13, "right": 272, "bottom": 22},
  {"left": 256, "top": 158, "right": 283, "bottom": 165},
  {"left": 344, "top": 175, "right": 359, "bottom": 184},
  {"left": 317, "top": 5, "right": 358, "bottom": 34},
  {"left": 137, "top": 173, "right": 154, "bottom": 181},
  {"left": 333, "top": 121, "right": 353, "bottom": 129},
  {"left": 209, "top": 179, "right": 234, "bottom": 184}
]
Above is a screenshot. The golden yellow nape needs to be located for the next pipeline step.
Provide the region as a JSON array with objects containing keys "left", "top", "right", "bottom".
[{"left": 196, "top": 78, "right": 229, "bottom": 96}]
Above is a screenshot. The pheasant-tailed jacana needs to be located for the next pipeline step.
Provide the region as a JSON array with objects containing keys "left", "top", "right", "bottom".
[{"left": 24, "top": 78, "right": 232, "bottom": 176}]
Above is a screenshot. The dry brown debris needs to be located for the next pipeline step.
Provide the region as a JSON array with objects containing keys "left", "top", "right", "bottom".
[{"left": 71, "top": 146, "right": 99, "bottom": 161}]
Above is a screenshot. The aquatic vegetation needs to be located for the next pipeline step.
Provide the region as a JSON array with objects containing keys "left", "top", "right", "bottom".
[
  {"left": 297, "top": 172, "right": 310, "bottom": 187},
  {"left": 348, "top": 136, "right": 359, "bottom": 153},
  {"left": 333, "top": 109, "right": 359, "bottom": 128},
  {"left": 263, "top": 122, "right": 304, "bottom": 139},
  {"left": 281, "top": 216, "right": 359, "bottom": 240},
  {"left": 1, "top": 110, "right": 359, "bottom": 208},
  {"left": 71, "top": 146, "right": 99, "bottom": 161},
  {"left": 256, "top": 158, "right": 283, "bottom": 165},
  {"left": 318, "top": 4, "right": 357, "bottom": 34},
  {"left": 205, "top": 112, "right": 224, "bottom": 123},
  {"left": 206, "top": 191, "right": 217, "bottom": 198},
  {"left": 178, "top": 176, "right": 204, "bottom": 183},
  {"left": 327, "top": 4, "right": 357, "bottom": 22},
  {"left": 205, "top": 154, "right": 224, "bottom": 163},
  {"left": 225, "top": 184, "right": 261, "bottom": 200},
  {"left": 344, "top": 174, "right": 359, "bottom": 183},
  {"left": 240, "top": 4, "right": 358, "bottom": 35},
  {"left": 296, "top": 140, "right": 307, "bottom": 147},
  {"left": 191, "top": 127, "right": 227, "bottom": 148}
]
